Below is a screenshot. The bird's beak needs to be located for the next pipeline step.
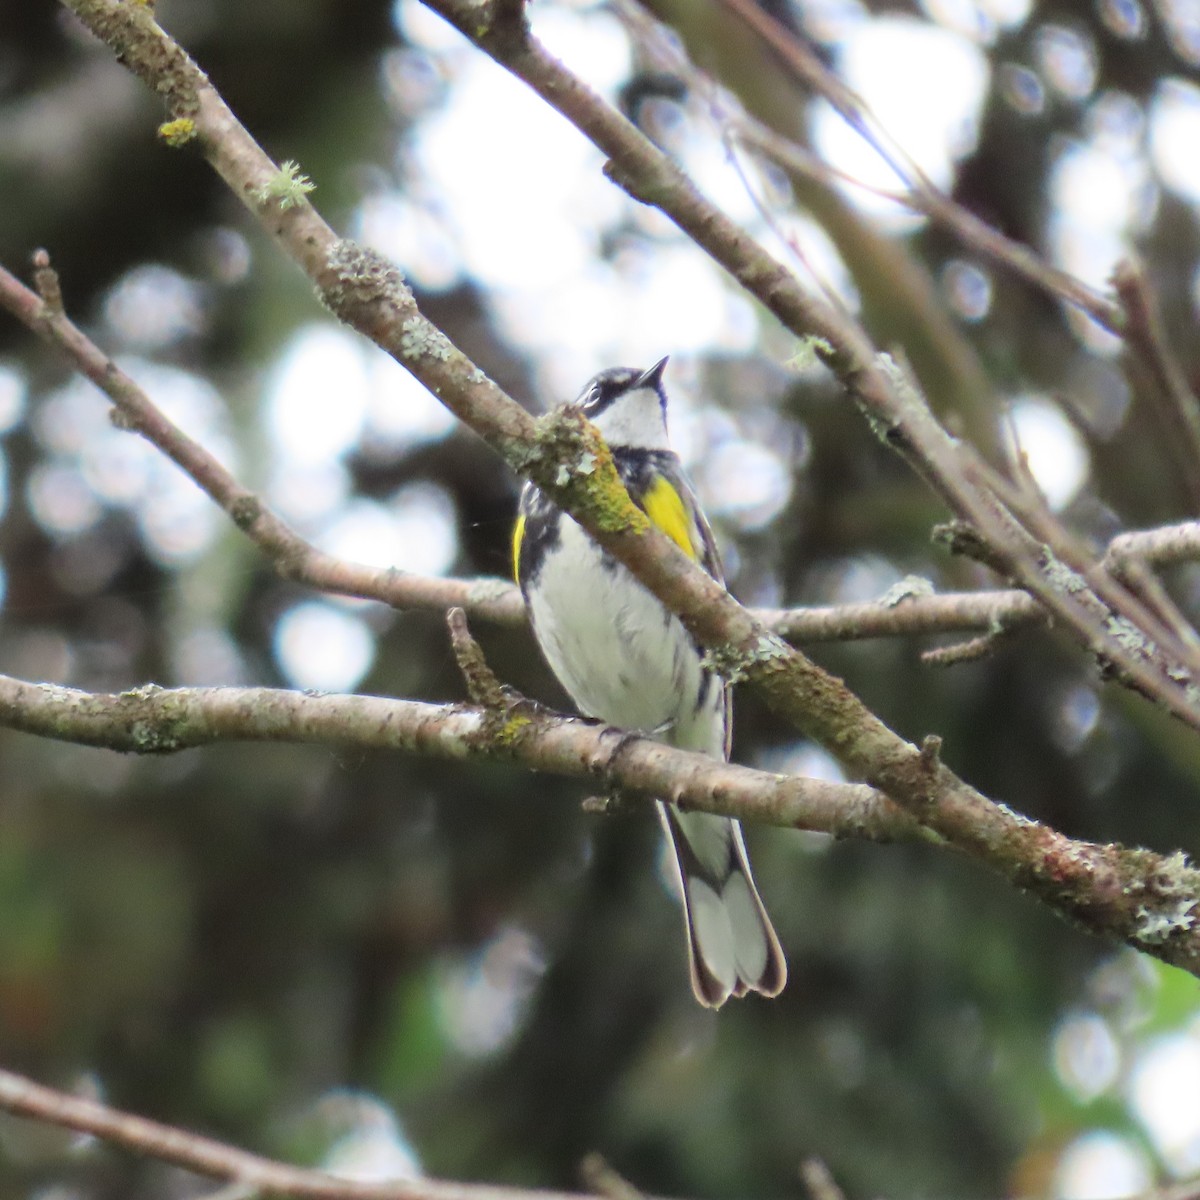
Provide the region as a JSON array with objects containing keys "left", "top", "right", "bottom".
[{"left": 637, "top": 356, "right": 669, "bottom": 389}]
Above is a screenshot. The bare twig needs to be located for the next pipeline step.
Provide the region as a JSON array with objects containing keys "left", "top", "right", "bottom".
[
  {"left": 446, "top": 607, "right": 509, "bottom": 709},
  {"left": 921, "top": 631, "right": 1012, "bottom": 667},
  {"left": 874, "top": 357, "right": 1200, "bottom": 731},
  {"left": 977, "top": 459, "right": 1200, "bottom": 687},
  {"left": 2, "top": 1061, "right": 1196, "bottom": 1200},
  {"left": 578, "top": 1155, "right": 645, "bottom": 1200},
  {"left": 1113, "top": 258, "right": 1200, "bottom": 511},
  {"left": 31, "top": 246, "right": 63, "bottom": 313},
  {"left": 0, "top": 1067, "right": 591, "bottom": 1200},
  {"left": 706, "top": 0, "right": 1123, "bottom": 332},
  {"left": 0, "top": 256, "right": 528, "bottom": 627},
  {"left": 799, "top": 1160, "right": 846, "bottom": 1200}
]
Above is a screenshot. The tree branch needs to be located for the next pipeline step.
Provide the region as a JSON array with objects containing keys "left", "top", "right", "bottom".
[
  {"left": 4, "top": 670, "right": 1200, "bottom": 967},
  {"left": 7, "top": 249, "right": 1200, "bottom": 655},
  {"left": 705, "top": 0, "right": 1124, "bottom": 333},
  {"left": 0, "top": 255, "right": 528, "bottom": 625},
  {"left": 1113, "top": 257, "right": 1200, "bottom": 512},
  {"left": 0, "top": 1066, "right": 594, "bottom": 1200},
  {"left": 411, "top": 0, "right": 1200, "bottom": 728},
  {"left": 35, "top": 0, "right": 1200, "bottom": 975},
  {"left": 5, "top": 1059, "right": 1198, "bottom": 1200},
  {"left": 0, "top": 671, "right": 913, "bottom": 843}
]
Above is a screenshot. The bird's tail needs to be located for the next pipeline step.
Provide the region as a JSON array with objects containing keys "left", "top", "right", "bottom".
[{"left": 659, "top": 803, "right": 787, "bottom": 1008}]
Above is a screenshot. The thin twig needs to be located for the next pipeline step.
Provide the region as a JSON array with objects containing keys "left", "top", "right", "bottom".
[
  {"left": 446, "top": 607, "right": 509, "bottom": 709},
  {"left": 0, "top": 1067, "right": 591, "bottom": 1200},
  {"left": 578, "top": 1155, "right": 646, "bottom": 1200},
  {"left": 1113, "top": 257, "right": 1200, "bottom": 511},
  {"left": 0, "top": 256, "right": 528, "bottom": 627},
  {"left": 706, "top": 0, "right": 1123, "bottom": 331},
  {"left": 799, "top": 1160, "right": 846, "bottom": 1200},
  {"left": 978, "top": 459, "right": 1200, "bottom": 684},
  {"left": 875, "top": 355, "right": 1200, "bottom": 731},
  {"left": 921, "top": 630, "right": 1012, "bottom": 667}
]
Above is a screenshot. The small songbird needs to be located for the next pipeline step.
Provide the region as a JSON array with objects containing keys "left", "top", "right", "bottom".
[{"left": 513, "top": 358, "right": 786, "bottom": 1006}]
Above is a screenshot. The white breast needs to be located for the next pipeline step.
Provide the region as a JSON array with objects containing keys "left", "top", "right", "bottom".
[{"left": 527, "top": 515, "right": 719, "bottom": 753}]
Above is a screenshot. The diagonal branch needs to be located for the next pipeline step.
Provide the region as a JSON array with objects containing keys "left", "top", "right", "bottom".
[
  {"left": 0, "top": 1066, "right": 595, "bottom": 1200},
  {"left": 411, "top": 0, "right": 1200, "bottom": 733},
  {"left": 1113, "top": 258, "right": 1200, "bottom": 512},
  {"left": 707, "top": 0, "right": 1123, "bottom": 332},
  {"left": 4, "top": 1060, "right": 1198, "bottom": 1200},
  {"left": 0, "top": 255, "right": 527, "bottom": 628}
]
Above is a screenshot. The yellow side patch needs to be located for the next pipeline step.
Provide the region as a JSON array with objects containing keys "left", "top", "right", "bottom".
[
  {"left": 512, "top": 513, "right": 526, "bottom": 583},
  {"left": 641, "top": 476, "right": 698, "bottom": 561}
]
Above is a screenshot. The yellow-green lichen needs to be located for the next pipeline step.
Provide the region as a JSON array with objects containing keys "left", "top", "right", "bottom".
[
  {"left": 119, "top": 685, "right": 191, "bottom": 753},
  {"left": 785, "top": 335, "right": 834, "bottom": 372},
  {"left": 494, "top": 712, "right": 533, "bottom": 747},
  {"left": 157, "top": 117, "right": 196, "bottom": 147},
  {"left": 530, "top": 409, "right": 648, "bottom": 537},
  {"left": 254, "top": 161, "right": 315, "bottom": 211}
]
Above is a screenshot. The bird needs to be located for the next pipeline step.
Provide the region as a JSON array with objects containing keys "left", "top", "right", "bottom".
[{"left": 512, "top": 357, "right": 786, "bottom": 1007}]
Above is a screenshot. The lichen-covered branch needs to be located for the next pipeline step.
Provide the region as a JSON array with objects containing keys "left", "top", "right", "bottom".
[
  {"left": 414, "top": 0, "right": 1200, "bottom": 733},
  {"left": 42, "top": 0, "right": 1200, "bottom": 974},
  {"left": 0, "top": 671, "right": 911, "bottom": 843},
  {"left": 1, "top": 671, "right": 1199, "bottom": 967}
]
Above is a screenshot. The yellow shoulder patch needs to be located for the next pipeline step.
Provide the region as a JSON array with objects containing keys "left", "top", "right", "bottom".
[
  {"left": 640, "top": 475, "right": 699, "bottom": 561},
  {"left": 512, "top": 513, "right": 526, "bottom": 583}
]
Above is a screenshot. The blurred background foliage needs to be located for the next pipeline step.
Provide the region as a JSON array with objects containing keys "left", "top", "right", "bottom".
[{"left": 1, "top": 0, "right": 1200, "bottom": 1197}]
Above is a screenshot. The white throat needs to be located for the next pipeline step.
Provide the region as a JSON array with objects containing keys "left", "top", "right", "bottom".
[{"left": 589, "top": 385, "right": 670, "bottom": 451}]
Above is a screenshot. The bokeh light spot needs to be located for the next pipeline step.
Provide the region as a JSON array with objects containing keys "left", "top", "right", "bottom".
[
  {"left": 1035, "top": 24, "right": 1097, "bottom": 101},
  {"left": 942, "top": 259, "right": 993, "bottom": 321},
  {"left": 274, "top": 601, "right": 376, "bottom": 692},
  {"left": 0, "top": 362, "right": 28, "bottom": 433},
  {"left": 103, "top": 263, "right": 207, "bottom": 349},
  {"left": 1151, "top": 78, "right": 1200, "bottom": 204},
  {"left": 1053, "top": 1130, "right": 1150, "bottom": 1199},
  {"left": 1053, "top": 1011, "right": 1120, "bottom": 1102},
  {"left": 1129, "top": 1031, "right": 1200, "bottom": 1173},
  {"left": 1007, "top": 398, "right": 1089, "bottom": 510}
]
